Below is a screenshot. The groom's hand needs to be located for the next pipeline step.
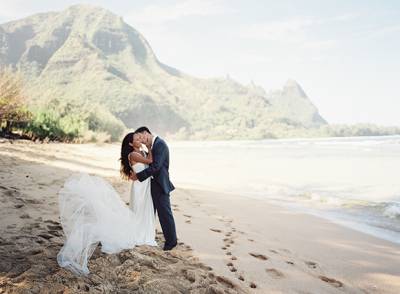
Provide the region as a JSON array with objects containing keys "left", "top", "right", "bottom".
[{"left": 130, "top": 171, "right": 138, "bottom": 181}]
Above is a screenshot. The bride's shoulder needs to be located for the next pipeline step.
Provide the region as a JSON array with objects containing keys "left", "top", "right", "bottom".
[
  {"left": 128, "top": 151, "right": 145, "bottom": 164},
  {"left": 129, "top": 151, "right": 144, "bottom": 158}
]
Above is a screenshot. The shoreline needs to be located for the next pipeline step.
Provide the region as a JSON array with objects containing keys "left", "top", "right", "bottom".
[
  {"left": 172, "top": 187, "right": 400, "bottom": 293},
  {"left": 173, "top": 183, "right": 400, "bottom": 246},
  {"left": 1, "top": 141, "right": 399, "bottom": 293}
]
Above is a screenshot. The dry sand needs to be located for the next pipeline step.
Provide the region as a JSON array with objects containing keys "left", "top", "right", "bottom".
[
  {"left": 0, "top": 140, "right": 247, "bottom": 294},
  {"left": 0, "top": 140, "right": 399, "bottom": 293}
]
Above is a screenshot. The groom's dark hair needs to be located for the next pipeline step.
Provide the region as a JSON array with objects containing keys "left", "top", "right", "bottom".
[{"left": 134, "top": 126, "right": 151, "bottom": 134}]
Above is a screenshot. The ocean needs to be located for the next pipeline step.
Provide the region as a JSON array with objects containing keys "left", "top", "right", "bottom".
[{"left": 169, "top": 135, "right": 400, "bottom": 244}]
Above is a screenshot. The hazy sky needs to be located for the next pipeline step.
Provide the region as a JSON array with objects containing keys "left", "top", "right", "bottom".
[{"left": 1, "top": 0, "right": 399, "bottom": 126}]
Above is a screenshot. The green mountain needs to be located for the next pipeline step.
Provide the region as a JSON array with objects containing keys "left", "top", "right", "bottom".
[{"left": 4, "top": 5, "right": 390, "bottom": 140}]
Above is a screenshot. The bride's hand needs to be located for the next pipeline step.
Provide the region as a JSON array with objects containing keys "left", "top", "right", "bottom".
[{"left": 129, "top": 170, "right": 138, "bottom": 181}]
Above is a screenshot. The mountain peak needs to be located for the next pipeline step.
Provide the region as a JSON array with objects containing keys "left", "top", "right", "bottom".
[
  {"left": 283, "top": 79, "right": 307, "bottom": 98},
  {"left": 0, "top": 6, "right": 328, "bottom": 138},
  {"left": 64, "top": 4, "right": 113, "bottom": 14},
  {"left": 284, "top": 79, "right": 300, "bottom": 88},
  {"left": 61, "top": 4, "right": 123, "bottom": 25}
]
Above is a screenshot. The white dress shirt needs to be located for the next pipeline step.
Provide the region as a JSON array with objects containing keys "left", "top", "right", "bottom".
[
  {"left": 149, "top": 135, "right": 157, "bottom": 179},
  {"left": 151, "top": 135, "right": 158, "bottom": 149}
]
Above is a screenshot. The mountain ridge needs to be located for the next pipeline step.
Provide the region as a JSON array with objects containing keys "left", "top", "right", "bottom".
[{"left": 0, "top": 5, "right": 329, "bottom": 139}]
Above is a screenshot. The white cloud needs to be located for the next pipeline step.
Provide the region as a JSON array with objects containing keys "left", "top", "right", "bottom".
[{"left": 126, "top": 0, "right": 235, "bottom": 25}]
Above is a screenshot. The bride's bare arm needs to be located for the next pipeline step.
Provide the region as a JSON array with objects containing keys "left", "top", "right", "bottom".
[{"left": 129, "top": 151, "right": 153, "bottom": 165}]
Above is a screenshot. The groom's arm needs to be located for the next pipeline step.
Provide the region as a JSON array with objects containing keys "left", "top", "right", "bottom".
[{"left": 136, "top": 142, "right": 168, "bottom": 182}]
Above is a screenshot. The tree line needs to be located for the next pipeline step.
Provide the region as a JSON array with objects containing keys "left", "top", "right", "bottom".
[{"left": 0, "top": 68, "right": 125, "bottom": 142}]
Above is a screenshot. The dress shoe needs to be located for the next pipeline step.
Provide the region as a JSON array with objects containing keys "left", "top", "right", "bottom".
[{"left": 163, "top": 241, "right": 177, "bottom": 251}]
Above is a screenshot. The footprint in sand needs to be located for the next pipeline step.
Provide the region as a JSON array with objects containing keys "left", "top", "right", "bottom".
[
  {"left": 210, "top": 228, "right": 222, "bottom": 233},
  {"left": 38, "top": 233, "right": 53, "bottom": 240},
  {"left": 215, "top": 276, "right": 239, "bottom": 290},
  {"left": 25, "top": 199, "right": 41, "bottom": 205},
  {"left": 286, "top": 261, "right": 295, "bottom": 265},
  {"left": 35, "top": 239, "right": 45, "bottom": 244},
  {"left": 305, "top": 261, "right": 318, "bottom": 269},
  {"left": 238, "top": 275, "right": 245, "bottom": 281},
  {"left": 48, "top": 230, "right": 62, "bottom": 237},
  {"left": 231, "top": 256, "right": 237, "bottom": 261},
  {"left": 266, "top": 268, "right": 284, "bottom": 279},
  {"left": 223, "top": 238, "right": 235, "bottom": 245},
  {"left": 319, "top": 276, "right": 343, "bottom": 288},
  {"left": 249, "top": 253, "right": 268, "bottom": 260},
  {"left": 229, "top": 267, "right": 237, "bottom": 272},
  {"left": 249, "top": 282, "right": 257, "bottom": 289},
  {"left": 28, "top": 248, "right": 43, "bottom": 255},
  {"left": 183, "top": 214, "right": 192, "bottom": 224},
  {"left": 195, "top": 262, "right": 213, "bottom": 272},
  {"left": 226, "top": 251, "right": 232, "bottom": 256},
  {"left": 44, "top": 220, "right": 60, "bottom": 225},
  {"left": 248, "top": 238, "right": 254, "bottom": 242},
  {"left": 47, "top": 224, "right": 62, "bottom": 231},
  {"left": 225, "top": 261, "right": 238, "bottom": 273}
]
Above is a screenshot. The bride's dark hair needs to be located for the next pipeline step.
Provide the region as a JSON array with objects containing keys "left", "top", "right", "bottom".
[{"left": 120, "top": 132, "right": 134, "bottom": 180}]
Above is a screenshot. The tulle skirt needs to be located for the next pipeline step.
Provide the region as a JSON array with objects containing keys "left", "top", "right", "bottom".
[{"left": 57, "top": 173, "right": 156, "bottom": 275}]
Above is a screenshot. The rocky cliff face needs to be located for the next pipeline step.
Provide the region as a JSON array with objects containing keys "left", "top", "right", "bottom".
[{"left": 0, "top": 5, "right": 327, "bottom": 139}]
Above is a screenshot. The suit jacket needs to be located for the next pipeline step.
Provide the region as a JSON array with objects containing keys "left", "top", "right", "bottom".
[{"left": 136, "top": 137, "right": 175, "bottom": 194}]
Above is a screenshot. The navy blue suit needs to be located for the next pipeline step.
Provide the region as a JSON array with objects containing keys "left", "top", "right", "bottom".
[{"left": 136, "top": 137, "right": 177, "bottom": 247}]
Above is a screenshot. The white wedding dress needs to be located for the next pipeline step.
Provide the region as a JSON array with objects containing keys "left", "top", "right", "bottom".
[{"left": 57, "top": 161, "right": 157, "bottom": 275}]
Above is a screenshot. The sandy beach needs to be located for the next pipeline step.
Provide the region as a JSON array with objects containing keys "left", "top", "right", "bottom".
[{"left": 1, "top": 140, "right": 399, "bottom": 293}]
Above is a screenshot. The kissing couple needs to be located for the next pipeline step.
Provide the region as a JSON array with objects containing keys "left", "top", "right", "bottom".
[{"left": 56, "top": 127, "right": 178, "bottom": 275}]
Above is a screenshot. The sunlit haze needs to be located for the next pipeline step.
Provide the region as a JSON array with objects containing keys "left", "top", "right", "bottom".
[{"left": 1, "top": 0, "right": 399, "bottom": 125}]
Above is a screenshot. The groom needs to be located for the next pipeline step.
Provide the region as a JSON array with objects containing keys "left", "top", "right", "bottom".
[{"left": 130, "top": 127, "right": 178, "bottom": 251}]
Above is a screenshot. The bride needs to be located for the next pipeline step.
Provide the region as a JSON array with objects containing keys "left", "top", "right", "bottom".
[{"left": 57, "top": 132, "right": 158, "bottom": 275}]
